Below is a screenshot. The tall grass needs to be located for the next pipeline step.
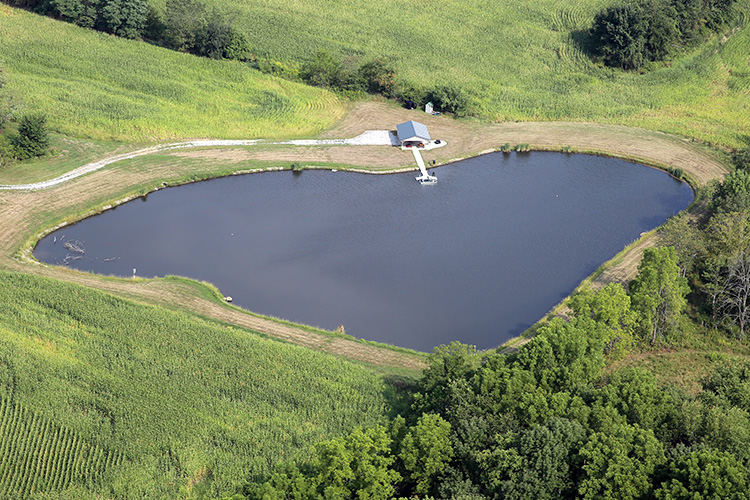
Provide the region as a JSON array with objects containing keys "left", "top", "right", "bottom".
[
  {"left": 184, "top": 0, "right": 748, "bottom": 148},
  {"left": 0, "top": 5, "right": 343, "bottom": 142},
  {"left": 0, "top": 270, "right": 397, "bottom": 497}
]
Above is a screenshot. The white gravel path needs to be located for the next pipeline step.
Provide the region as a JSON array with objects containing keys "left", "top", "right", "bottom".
[{"left": 0, "top": 130, "right": 400, "bottom": 191}]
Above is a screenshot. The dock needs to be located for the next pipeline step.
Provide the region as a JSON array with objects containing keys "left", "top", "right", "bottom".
[{"left": 412, "top": 149, "right": 437, "bottom": 184}]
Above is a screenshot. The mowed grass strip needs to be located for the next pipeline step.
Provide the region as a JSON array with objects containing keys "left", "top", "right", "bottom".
[
  {"left": 0, "top": 270, "right": 396, "bottom": 497},
  {"left": 0, "top": 5, "right": 343, "bottom": 142}
]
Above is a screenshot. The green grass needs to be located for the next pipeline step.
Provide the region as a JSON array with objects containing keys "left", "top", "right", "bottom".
[
  {"left": 0, "top": 270, "right": 402, "bottom": 498},
  {"left": 0, "top": 5, "right": 344, "bottom": 142},
  {"left": 178, "top": 0, "right": 749, "bottom": 148}
]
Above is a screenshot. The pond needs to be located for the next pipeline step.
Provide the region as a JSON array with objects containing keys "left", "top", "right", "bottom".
[{"left": 35, "top": 152, "right": 693, "bottom": 351}]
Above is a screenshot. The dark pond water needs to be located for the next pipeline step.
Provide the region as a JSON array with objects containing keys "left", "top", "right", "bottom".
[{"left": 35, "top": 152, "right": 693, "bottom": 351}]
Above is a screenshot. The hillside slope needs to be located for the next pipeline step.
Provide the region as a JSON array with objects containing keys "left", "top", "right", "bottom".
[
  {"left": 0, "top": 5, "right": 343, "bottom": 142},
  {"left": 0, "top": 270, "right": 401, "bottom": 498},
  {"left": 189, "top": 0, "right": 749, "bottom": 148}
]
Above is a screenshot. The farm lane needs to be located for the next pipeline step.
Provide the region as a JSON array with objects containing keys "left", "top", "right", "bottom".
[{"left": 0, "top": 131, "right": 397, "bottom": 191}]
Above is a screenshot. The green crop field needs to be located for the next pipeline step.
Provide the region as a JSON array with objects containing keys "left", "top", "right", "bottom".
[
  {"left": 0, "top": 396, "right": 123, "bottom": 498},
  {"left": 0, "top": 270, "right": 400, "bottom": 498},
  {"left": 0, "top": 5, "right": 344, "bottom": 142},
  {"left": 180, "top": 0, "right": 749, "bottom": 148}
]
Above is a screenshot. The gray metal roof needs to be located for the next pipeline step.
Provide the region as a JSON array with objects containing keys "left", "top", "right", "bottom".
[{"left": 396, "top": 120, "right": 431, "bottom": 142}]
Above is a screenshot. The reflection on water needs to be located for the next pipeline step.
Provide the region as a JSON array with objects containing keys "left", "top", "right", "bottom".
[{"left": 35, "top": 152, "right": 693, "bottom": 351}]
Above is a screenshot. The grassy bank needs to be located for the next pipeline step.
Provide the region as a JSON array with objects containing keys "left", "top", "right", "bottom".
[{"left": 0, "top": 5, "right": 344, "bottom": 142}]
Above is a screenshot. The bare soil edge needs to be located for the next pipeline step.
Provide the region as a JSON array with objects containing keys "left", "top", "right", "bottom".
[{"left": 0, "top": 101, "right": 731, "bottom": 366}]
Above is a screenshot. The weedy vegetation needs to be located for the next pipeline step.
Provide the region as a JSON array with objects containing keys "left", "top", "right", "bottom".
[{"left": 0, "top": 270, "right": 402, "bottom": 498}]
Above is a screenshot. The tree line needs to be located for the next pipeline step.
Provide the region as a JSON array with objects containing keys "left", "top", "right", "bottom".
[
  {"left": 4, "top": 0, "right": 252, "bottom": 61},
  {"left": 219, "top": 159, "right": 750, "bottom": 499},
  {"left": 588, "top": 0, "right": 740, "bottom": 69},
  {"left": 3, "top": 0, "right": 474, "bottom": 116},
  {"left": 297, "top": 51, "right": 472, "bottom": 116}
]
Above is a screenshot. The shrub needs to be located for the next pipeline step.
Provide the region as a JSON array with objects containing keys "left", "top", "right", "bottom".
[
  {"left": 256, "top": 58, "right": 300, "bottom": 80},
  {"left": 666, "top": 166, "right": 684, "bottom": 179},
  {"left": 0, "top": 133, "right": 16, "bottom": 168},
  {"left": 733, "top": 149, "right": 750, "bottom": 170},
  {"left": 500, "top": 142, "right": 512, "bottom": 153},
  {"left": 515, "top": 143, "right": 530, "bottom": 152},
  {"left": 359, "top": 57, "right": 397, "bottom": 96},
  {"left": 13, "top": 113, "right": 49, "bottom": 160},
  {"left": 300, "top": 50, "right": 344, "bottom": 89},
  {"left": 425, "top": 85, "right": 471, "bottom": 117}
]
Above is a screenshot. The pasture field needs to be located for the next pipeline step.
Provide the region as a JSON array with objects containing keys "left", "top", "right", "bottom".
[
  {"left": 184, "top": 0, "right": 750, "bottom": 148},
  {"left": 0, "top": 5, "right": 344, "bottom": 142},
  {"left": 0, "top": 270, "right": 402, "bottom": 498}
]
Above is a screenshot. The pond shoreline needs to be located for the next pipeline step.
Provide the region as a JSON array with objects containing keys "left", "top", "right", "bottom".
[
  {"left": 0, "top": 109, "right": 730, "bottom": 363},
  {"left": 32, "top": 152, "right": 693, "bottom": 351}
]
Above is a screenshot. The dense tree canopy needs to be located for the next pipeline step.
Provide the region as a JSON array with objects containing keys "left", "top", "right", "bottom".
[{"left": 589, "top": 0, "right": 740, "bottom": 69}]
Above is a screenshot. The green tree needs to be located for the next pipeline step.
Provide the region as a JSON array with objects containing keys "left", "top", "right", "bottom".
[
  {"left": 713, "top": 169, "right": 750, "bottom": 213},
  {"left": 501, "top": 418, "right": 586, "bottom": 500},
  {"left": 589, "top": 4, "right": 647, "bottom": 69},
  {"left": 359, "top": 58, "right": 397, "bottom": 96},
  {"left": 300, "top": 51, "right": 344, "bottom": 89},
  {"left": 658, "top": 212, "right": 705, "bottom": 277},
  {"left": 569, "top": 283, "right": 636, "bottom": 358},
  {"left": 516, "top": 316, "right": 607, "bottom": 392},
  {"left": 163, "top": 0, "right": 205, "bottom": 51},
  {"left": 655, "top": 449, "right": 749, "bottom": 499},
  {"left": 426, "top": 85, "right": 471, "bottom": 116},
  {"left": 733, "top": 149, "right": 750, "bottom": 171},
  {"left": 99, "top": 0, "right": 148, "bottom": 39},
  {"left": 594, "top": 368, "right": 681, "bottom": 442},
  {"left": 193, "top": 13, "right": 251, "bottom": 61},
  {"left": 629, "top": 246, "right": 689, "bottom": 344},
  {"left": 13, "top": 113, "right": 50, "bottom": 160},
  {"left": 246, "top": 426, "right": 400, "bottom": 500},
  {"left": 701, "top": 362, "right": 750, "bottom": 410},
  {"left": 314, "top": 426, "right": 400, "bottom": 500},
  {"left": 399, "top": 413, "right": 454, "bottom": 496},
  {"left": 579, "top": 423, "right": 665, "bottom": 500},
  {"left": 413, "top": 342, "right": 479, "bottom": 416}
]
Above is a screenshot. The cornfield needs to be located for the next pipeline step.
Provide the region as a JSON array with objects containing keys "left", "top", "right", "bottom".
[
  {"left": 0, "top": 396, "right": 123, "bottom": 497},
  {"left": 0, "top": 5, "right": 344, "bottom": 143},
  {"left": 0, "top": 270, "right": 396, "bottom": 497}
]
